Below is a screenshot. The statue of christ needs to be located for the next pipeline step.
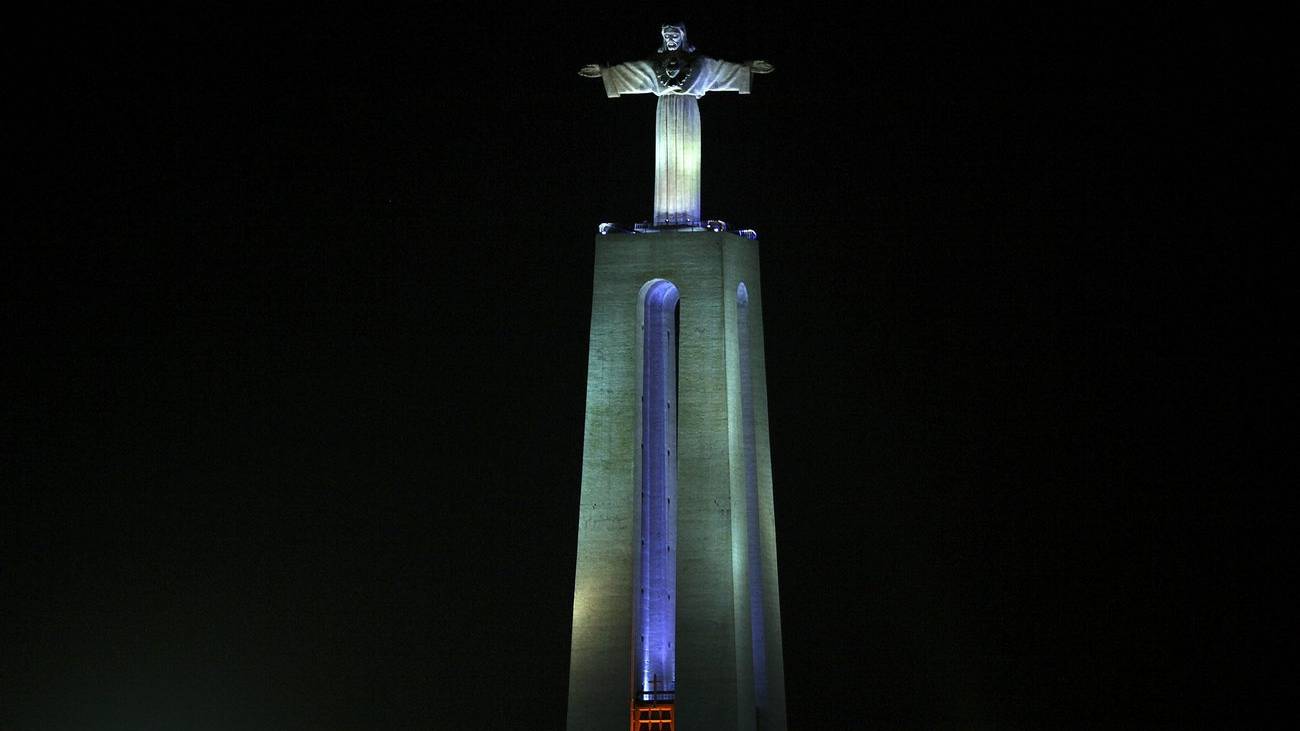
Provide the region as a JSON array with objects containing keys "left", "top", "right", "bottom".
[{"left": 580, "top": 23, "right": 774, "bottom": 227}]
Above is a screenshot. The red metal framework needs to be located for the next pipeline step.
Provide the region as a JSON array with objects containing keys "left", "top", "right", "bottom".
[{"left": 630, "top": 701, "right": 675, "bottom": 730}]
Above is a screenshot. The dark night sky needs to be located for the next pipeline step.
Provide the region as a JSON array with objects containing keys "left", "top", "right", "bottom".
[{"left": 5, "top": 5, "right": 1281, "bottom": 728}]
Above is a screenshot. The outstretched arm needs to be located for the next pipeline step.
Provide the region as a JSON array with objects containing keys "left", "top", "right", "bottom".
[
  {"left": 698, "top": 57, "right": 774, "bottom": 94},
  {"left": 580, "top": 60, "right": 657, "bottom": 98}
]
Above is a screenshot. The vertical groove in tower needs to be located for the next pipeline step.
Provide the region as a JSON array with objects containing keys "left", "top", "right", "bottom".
[
  {"left": 737, "top": 282, "right": 769, "bottom": 709},
  {"left": 634, "top": 280, "right": 679, "bottom": 701}
]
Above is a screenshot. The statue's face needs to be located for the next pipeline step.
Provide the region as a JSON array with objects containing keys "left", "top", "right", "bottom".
[{"left": 661, "top": 25, "right": 684, "bottom": 51}]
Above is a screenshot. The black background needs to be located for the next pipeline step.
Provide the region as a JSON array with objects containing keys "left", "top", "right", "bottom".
[{"left": 6, "top": 5, "right": 1281, "bottom": 728}]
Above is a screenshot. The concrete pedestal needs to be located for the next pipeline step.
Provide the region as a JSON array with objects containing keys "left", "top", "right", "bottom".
[{"left": 567, "top": 230, "right": 787, "bottom": 731}]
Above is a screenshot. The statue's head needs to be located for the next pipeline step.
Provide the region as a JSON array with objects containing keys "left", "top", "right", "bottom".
[{"left": 658, "top": 23, "right": 695, "bottom": 54}]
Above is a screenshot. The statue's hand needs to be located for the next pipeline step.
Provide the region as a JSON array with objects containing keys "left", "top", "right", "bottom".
[
  {"left": 749, "top": 60, "right": 775, "bottom": 74},
  {"left": 578, "top": 64, "right": 602, "bottom": 78}
]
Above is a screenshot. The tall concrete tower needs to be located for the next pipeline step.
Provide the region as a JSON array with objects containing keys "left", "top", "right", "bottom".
[
  {"left": 567, "top": 24, "right": 786, "bottom": 731},
  {"left": 566, "top": 230, "right": 787, "bottom": 731}
]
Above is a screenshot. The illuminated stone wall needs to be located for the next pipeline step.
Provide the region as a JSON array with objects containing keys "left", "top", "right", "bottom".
[{"left": 567, "top": 230, "right": 786, "bottom": 731}]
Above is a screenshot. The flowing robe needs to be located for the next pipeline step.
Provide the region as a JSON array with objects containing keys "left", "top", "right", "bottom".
[{"left": 601, "top": 57, "right": 751, "bottom": 226}]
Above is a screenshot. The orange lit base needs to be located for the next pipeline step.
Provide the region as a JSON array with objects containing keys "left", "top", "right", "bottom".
[{"left": 630, "top": 700, "right": 675, "bottom": 730}]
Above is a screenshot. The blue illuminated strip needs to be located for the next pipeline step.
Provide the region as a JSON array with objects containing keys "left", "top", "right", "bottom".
[
  {"left": 636, "top": 280, "right": 679, "bottom": 699},
  {"left": 738, "top": 282, "right": 768, "bottom": 705}
]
